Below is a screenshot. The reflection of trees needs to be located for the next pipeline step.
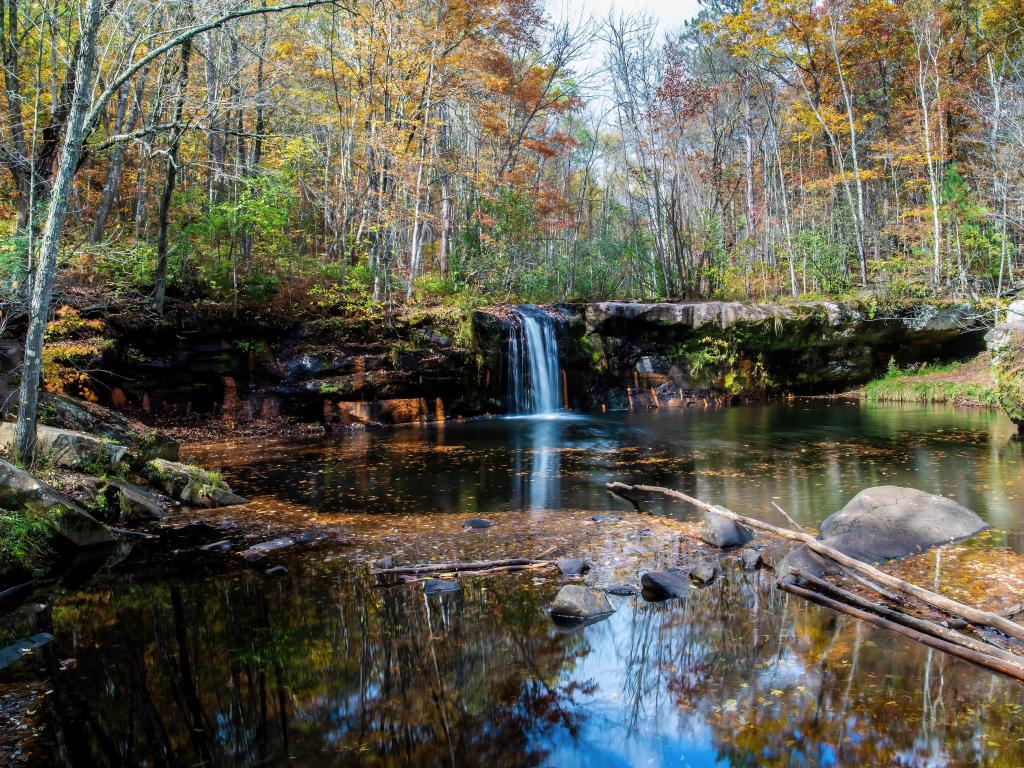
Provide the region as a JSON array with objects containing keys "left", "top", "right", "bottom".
[
  {"left": 36, "top": 558, "right": 1024, "bottom": 767},
  {"left": 609, "top": 568, "right": 1024, "bottom": 767},
  {"left": 40, "top": 566, "right": 594, "bottom": 767}
]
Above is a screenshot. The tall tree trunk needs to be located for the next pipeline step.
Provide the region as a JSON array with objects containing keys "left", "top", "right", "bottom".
[
  {"left": 90, "top": 74, "right": 146, "bottom": 242},
  {"left": 152, "top": 35, "right": 193, "bottom": 314},
  {"left": 13, "top": 0, "right": 103, "bottom": 464}
]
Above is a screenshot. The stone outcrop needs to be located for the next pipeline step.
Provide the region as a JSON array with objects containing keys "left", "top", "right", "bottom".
[
  {"left": 472, "top": 300, "right": 987, "bottom": 412},
  {"left": 779, "top": 486, "right": 988, "bottom": 578},
  {"left": 0, "top": 423, "right": 127, "bottom": 471},
  {"left": 144, "top": 459, "right": 248, "bottom": 508},
  {"left": 0, "top": 459, "right": 115, "bottom": 548},
  {"left": 39, "top": 393, "right": 179, "bottom": 463}
]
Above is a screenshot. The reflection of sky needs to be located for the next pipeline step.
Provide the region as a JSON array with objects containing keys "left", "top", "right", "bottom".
[{"left": 539, "top": 603, "right": 730, "bottom": 767}]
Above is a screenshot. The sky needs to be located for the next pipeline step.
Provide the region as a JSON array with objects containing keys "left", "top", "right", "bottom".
[
  {"left": 545, "top": 0, "right": 704, "bottom": 91},
  {"left": 546, "top": 0, "right": 703, "bottom": 35}
]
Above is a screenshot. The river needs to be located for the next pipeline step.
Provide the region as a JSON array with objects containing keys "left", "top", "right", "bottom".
[{"left": 3, "top": 401, "right": 1024, "bottom": 766}]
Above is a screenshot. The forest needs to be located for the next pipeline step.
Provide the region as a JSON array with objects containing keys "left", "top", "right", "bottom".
[{"left": 0, "top": 0, "right": 1021, "bottom": 317}]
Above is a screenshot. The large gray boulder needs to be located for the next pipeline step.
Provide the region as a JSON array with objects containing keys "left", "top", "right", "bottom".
[
  {"left": 0, "top": 423, "right": 127, "bottom": 471},
  {"left": 144, "top": 459, "right": 247, "bottom": 508},
  {"left": 779, "top": 486, "right": 988, "bottom": 578},
  {"left": 0, "top": 459, "right": 115, "bottom": 548}
]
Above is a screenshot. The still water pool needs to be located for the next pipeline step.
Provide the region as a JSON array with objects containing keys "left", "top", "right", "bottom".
[{"left": 5, "top": 402, "right": 1024, "bottom": 767}]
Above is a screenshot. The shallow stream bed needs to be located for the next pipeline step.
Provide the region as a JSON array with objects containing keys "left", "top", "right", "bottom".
[{"left": 4, "top": 402, "right": 1024, "bottom": 767}]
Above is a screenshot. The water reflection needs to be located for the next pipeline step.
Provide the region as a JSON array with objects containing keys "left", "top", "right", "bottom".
[
  {"left": 191, "top": 402, "right": 1024, "bottom": 542},
  {"left": 21, "top": 561, "right": 1024, "bottom": 767}
]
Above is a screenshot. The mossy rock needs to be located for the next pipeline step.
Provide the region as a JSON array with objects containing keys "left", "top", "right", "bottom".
[
  {"left": 995, "top": 339, "right": 1024, "bottom": 432},
  {"left": 144, "top": 459, "right": 248, "bottom": 508}
]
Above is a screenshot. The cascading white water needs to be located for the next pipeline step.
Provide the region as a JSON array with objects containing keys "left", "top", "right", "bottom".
[{"left": 506, "top": 305, "right": 561, "bottom": 415}]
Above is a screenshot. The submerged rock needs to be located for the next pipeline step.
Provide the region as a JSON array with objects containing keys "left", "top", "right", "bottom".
[
  {"left": 0, "top": 632, "right": 55, "bottom": 671},
  {"left": 549, "top": 584, "right": 614, "bottom": 621},
  {"left": 265, "top": 565, "right": 288, "bottom": 577},
  {"left": 700, "top": 508, "right": 754, "bottom": 549},
  {"left": 0, "top": 423, "right": 127, "bottom": 471},
  {"left": 604, "top": 584, "right": 640, "bottom": 596},
  {"left": 462, "top": 518, "right": 492, "bottom": 530},
  {"left": 689, "top": 561, "right": 719, "bottom": 585},
  {"left": 592, "top": 514, "right": 622, "bottom": 523},
  {"left": 199, "top": 540, "right": 232, "bottom": 553},
  {"left": 423, "top": 578, "right": 462, "bottom": 595},
  {"left": 556, "top": 558, "right": 590, "bottom": 577},
  {"left": 779, "top": 486, "right": 988, "bottom": 578},
  {"left": 145, "top": 459, "right": 248, "bottom": 508},
  {"left": 640, "top": 569, "right": 691, "bottom": 600},
  {"left": 0, "top": 459, "right": 115, "bottom": 548},
  {"left": 242, "top": 537, "right": 295, "bottom": 561},
  {"left": 740, "top": 548, "right": 763, "bottom": 571}
]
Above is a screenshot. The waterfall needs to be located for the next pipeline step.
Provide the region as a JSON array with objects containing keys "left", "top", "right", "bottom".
[{"left": 506, "top": 305, "right": 561, "bottom": 415}]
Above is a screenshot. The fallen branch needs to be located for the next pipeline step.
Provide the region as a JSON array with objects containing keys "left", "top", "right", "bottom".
[
  {"left": 372, "top": 549, "right": 558, "bottom": 577},
  {"left": 789, "top": 567, "right": 1022, "bottom": 665},
  {"left": 778, "top": 579, "right": 1024, "bottom": 681},
  {"left": 608, "top": 481, "right": 1024, "bottom": 642}
]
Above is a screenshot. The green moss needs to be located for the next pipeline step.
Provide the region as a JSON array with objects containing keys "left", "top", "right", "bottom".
[{"left": 995, "top": 341, "right": 1024, "bottom": 429}]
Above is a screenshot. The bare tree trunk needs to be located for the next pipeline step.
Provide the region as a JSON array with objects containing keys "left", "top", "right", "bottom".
[
  {"left": 90, "top": 74, "right": 146, "bottom": 242},
  {"left": 13, "top": 0, "right": 103, "bottom": 464},
  {"left": 152, "top": 34, "right": 193, "bottom": 315}
]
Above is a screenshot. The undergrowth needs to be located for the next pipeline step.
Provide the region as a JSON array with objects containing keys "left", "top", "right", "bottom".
[{"left": 862, "top": 357, "right": 998, "bottom": 407}]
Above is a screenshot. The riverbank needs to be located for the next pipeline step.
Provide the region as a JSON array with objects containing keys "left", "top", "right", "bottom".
[{"left": 861, "top": 354, "right": 999, "bottom": 408}]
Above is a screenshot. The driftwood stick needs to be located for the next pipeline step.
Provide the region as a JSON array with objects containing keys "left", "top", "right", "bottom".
[
  {"left": 789, "top": 567, "right": 1023, "bottom": 665},
  {"left": 948, "top": 602, "right": 1024, "bottom": 630},
  {"left": 778, "top": 579, "right": 1024, "bottom": 681},
  {"left": 372, "top": 556, "right": 554, "bottom": 577},
  {"left": 770, "top": 501, "right": 806, "bottom": 533},
  {"left": 609, "top": 481, "right": 1024, "bottom": 642}
]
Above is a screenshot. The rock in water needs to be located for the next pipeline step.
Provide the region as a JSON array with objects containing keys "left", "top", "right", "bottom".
[
  {"left": 689, "top": 561, "right": 718, "bottom": 585},
  {"left": 423, "top": 579, "right": 462, "bottom": 595},
  {"left": 242, "top": 537, "right": 295, "bottom": 561},
  {"left": 740, "top": 548, "right": 763, "bottom": 571},
  {"left": 549, "top": 585, "right": 614, "bottom": 620},
  {"left": 103, "top": 480, "right": 166, "bottom": 522},
  {"left": 144, "top": 459, "right": 248, "bottom": 508},
  {"left": 0, "top": 459, "right": 114, "bottom": 548},
  {"left": 592, "top": 514, "right": 622, "bottom": 523},
  {"left": 700, "top": 508, "right": 754, "bottom": 548},
  {"left": 779, "top": 486, "right": 988, "bottom": 578},
  {"left": 640, "top": 569, "right": 691, "bottom": 600},
  {"left": 462, "top": 518, "right": 492, "bottom": 530},
  {"left": 556, "top": 558, "right": 590, "bottom": 577}
]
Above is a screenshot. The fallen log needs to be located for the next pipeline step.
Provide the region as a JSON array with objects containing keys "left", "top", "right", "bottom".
[
  {"left": 608, "top": 481, "right": 1024, "bottom": 643},
  {"left": 778, "top": 579, "right": 1024, "bottom": 681},
  {"left": 788, "top": 567, "right": 1022, "bottom": 665}
]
